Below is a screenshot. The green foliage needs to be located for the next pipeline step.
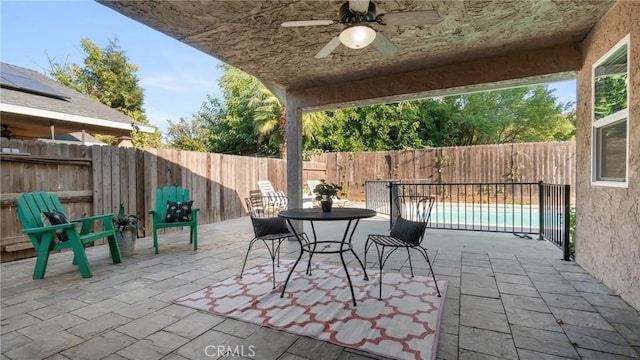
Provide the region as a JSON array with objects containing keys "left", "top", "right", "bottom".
[
  {"left": 594, "top": 75, "right": 627, "bottom": 120},
  {"left": 166, "top": 117, "right": 210, "bottom": 152},
  {"left": 249, "top": 87, "right": 285, "bottom": 154},
  {"left": 197, "top": 65, "right": 266, "bottom": 155},
  {"left": 309, "top": 102, "right": 427, "bottom": 152},
  {"left": 132, "top": 129, "right": 163, "bottom": 149},
  {"left": 302, "top": 148, "right": 326, "bottom": 161},
  {"left": 248, "top": 80, "right": 327, "bottom": 156},
  {"left": 434, "top": 154, "right": 450, "bottom": 183},
  {"left": 413, "top": 98, "right": 462, "bottom": 147},
  {"left": 569, "top": 205, "right": 576, "bottom": 244},
  {"left": 49, "top": 38, "right": 162, "bottom": 148},
  {"left": 313, "top": 180, "right": 343, "bottom": 200},
  {"left": 190, "top": 64, "right": 326, "bottom": 156},
  {"left": 189, "top": 64, "right": 574, "bottom": 155},
  {"left": 567, "top": 205, "right": 576, "bottom": 258},
  {"left": 112, "top": 202, "right": 142, "bottom": 233},
  {"left": 451, "top": 86, "right": 574, "bottom": 145},
  {"left": 305, "top": 85, "right": 574, "bottom": 152}
]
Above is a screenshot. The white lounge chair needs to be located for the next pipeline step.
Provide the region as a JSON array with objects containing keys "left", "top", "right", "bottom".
[
  {"left": 257, "top": 180, "right": 313, "bottom": 209},
  {"left": 256, "top": 180, "right": 287, "bottom": 210}
]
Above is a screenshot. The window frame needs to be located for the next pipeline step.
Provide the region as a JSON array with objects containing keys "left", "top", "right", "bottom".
[{"left": 591, "top": 34, "right": 630, "bottom": 188}]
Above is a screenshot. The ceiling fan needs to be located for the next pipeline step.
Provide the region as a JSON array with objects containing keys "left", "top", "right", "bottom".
[{"left": 281, "top": 0, "right": 439, "bottom": 59}]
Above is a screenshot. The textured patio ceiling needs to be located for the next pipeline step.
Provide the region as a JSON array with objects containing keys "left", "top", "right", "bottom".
[{"left": 100, "top": 0, "right": 614, "bottom": 98}]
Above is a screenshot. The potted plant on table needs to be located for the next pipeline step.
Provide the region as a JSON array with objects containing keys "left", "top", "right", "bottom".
[
  {"left": 112, "top": 202, "right": 142, "bottom": 257},
  {"left": 313, "top": 180, "right": 343, "bottom": 213}
]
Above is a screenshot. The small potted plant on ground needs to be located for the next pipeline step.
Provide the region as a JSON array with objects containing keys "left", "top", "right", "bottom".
[
  {"left": 314, "top": 180, "right": 343, "bottom": 213},
  {"left": 112, "top": 202, "right": 142, "bottom": 257}
]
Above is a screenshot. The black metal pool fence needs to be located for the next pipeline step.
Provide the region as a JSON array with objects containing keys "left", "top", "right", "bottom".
[{"left": 365, "top": 180, "right": 572, "bottom": 261}]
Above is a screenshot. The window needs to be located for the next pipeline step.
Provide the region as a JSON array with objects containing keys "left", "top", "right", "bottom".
[{"left": 592, "top": 35, "right": 629, "bottom": 186}]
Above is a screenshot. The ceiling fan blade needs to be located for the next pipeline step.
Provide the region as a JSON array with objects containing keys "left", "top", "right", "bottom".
[
  {"left": 349, "top": 0, "right": 370, "bottom": 14},
  {"left": 378, "top": 10, "right": 440, "bottom": 26},
  {"left": 281, "top": 20, "right": 335, "bottom": 27},
  {"left": 371, "top": 32, "right": 399, "bottom": 58},
  {"left": 315, "top": 36, "right": 342, "bottom": 59}
]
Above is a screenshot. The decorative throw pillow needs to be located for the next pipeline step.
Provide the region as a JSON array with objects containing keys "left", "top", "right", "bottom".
[
  {"left": 41, "top": 210, "right": 70, "bottom": 242},
  {"left": 251, "top": 217, "right": 290, "bottom": 237},
  {"left": 390, "top": 217, "right": 426, "bottom": 245},
  {"left": 165, "top": 200, "right": 194, "bottom": 223}
]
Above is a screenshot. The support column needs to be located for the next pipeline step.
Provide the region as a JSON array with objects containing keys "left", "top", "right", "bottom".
[{"left": 285, "top": 95, "right": 303, "bottom": 209}]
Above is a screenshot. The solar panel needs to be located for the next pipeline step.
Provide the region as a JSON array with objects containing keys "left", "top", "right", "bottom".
[{"left": 0, "top": 65, "right": 70, "bottom": 100}]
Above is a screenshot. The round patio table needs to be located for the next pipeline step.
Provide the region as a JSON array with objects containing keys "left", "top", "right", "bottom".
[{"left": 278, "top": 207, "right": 376, "bottom": 306}]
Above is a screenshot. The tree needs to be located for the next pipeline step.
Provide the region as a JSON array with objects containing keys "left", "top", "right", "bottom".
[
  {"left": 193, "top": 64, "right": 326, "bottom": 157},
  {"left": 414, "top": 97, "right": 462, "bottom": 147},
  {"left": 310, "top": 97, "right": 459, "bottom": 152},
  {"left": 166, "top": 117, "right": 210, "bottom": 152},
  {"left": 309, "top": 101, "right": 433, "bottom": 152},
  {"left": 250, "top": 86, "right": 327, "bottom": 158},
  {"left": 306, "top": 85, "right": 574, "bottom": 151},
  {"left": 452, "top": 86, "right": 574, "bottom": 145},
  {"left": 199, "top": 65, "right": 266, "bottom": 155},
  {"left": 249, "top": 87, "right": 286, "bottom": 156},
  {"left": 192, "top": 63, "right": 575, "bottom": 155},
  {"left": 49, "top": 38, "right": 162, "bottom": 148}
]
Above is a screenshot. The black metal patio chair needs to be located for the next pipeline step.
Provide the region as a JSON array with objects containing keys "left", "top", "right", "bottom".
[
  {"left": 364, "top": 195, "right": 441, "bottom": 299},
  {"left": 241, "top": 193, "right": 308, "bottom": 289}
]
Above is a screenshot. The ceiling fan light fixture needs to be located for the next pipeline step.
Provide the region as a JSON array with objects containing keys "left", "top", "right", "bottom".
[{"left": 339, "top": 25, "right": 376, "bottom": 49}]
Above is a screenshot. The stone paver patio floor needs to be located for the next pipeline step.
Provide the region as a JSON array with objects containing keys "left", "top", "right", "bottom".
[{"left": 2, "top": 215, "right": 639, "bottom": 360}]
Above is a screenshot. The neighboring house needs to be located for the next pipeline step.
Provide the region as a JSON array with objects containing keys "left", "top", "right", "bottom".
[
  {"left": 0, "top": 62, "right": 154, "bottom": 146},
  {"left": 38, "top": 132, "right": 106, "bottom": 146}
]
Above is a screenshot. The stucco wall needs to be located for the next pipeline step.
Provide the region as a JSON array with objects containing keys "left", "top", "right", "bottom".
[{"left": 576, "top": 1, "right": 640, "bottom": 310}]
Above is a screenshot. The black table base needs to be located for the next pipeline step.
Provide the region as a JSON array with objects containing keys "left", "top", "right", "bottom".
[{"left": 278, "top": 208, "right": 376, "bottom": 307}]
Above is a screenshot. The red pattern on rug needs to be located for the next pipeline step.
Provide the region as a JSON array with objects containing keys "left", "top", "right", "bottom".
[{"left": 174, "top": 260, "right": 447, "bottom": 360}]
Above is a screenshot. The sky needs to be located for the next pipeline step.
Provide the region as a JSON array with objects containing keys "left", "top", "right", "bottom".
[
  {"left": 1, "top": 1, "right": 576, "bottom": 136},
  {"left": 1, "top": 1, "right": 224, "bottom": 134}
]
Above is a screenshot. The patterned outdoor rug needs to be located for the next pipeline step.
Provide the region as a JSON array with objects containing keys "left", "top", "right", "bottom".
[{"left": 174, "top": 259, "right": 447, "bottom": 360}]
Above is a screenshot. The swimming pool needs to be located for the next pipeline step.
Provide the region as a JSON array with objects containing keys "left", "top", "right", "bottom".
[{"left": 427, "top": 202, "right": 541, "bottom": 233}]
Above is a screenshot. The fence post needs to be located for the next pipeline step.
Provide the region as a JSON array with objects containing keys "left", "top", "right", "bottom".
[
  {"left": 563, "top": 184, "right": 571, "bottom": 261},
  {"left": 365, "top": 181, "right": 369, "bottom": 209},
  {"left": 538, "top": 181, "right": 544, "bottom": 240},
  {"left": 388, "top": 181, "right": 396, "bottom": 229}
]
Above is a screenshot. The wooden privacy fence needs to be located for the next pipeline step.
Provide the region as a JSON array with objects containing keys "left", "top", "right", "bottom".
[
  {"left": 1, "top": 139, "right": 575, "bottom": 262},
  {"left": 0, "top": 139, "right": 325, "bottom": 262},
  {"left": 310, "top": 141, "right": 576, "bottom": 202}
]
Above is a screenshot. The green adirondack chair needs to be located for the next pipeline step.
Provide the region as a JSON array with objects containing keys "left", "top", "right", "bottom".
[
  {"left": 148, "top": 186, "right": 199, "bottom": 254},
  {"left": 16, "top": 192, "right": 122, "bottom": 279}
]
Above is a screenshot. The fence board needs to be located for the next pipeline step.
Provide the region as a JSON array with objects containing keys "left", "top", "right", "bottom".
[
  {"left": 92, "top": 146, "right": 102, "bottom": 217},
  {"left": 101, "top": 146, "right": 111, "bottom": 216},
  {"left": 111, "top": 147, "right": 120, "bottom": 215},
  {"left": 126, "top": 147, "right": 136, "bottom": 220},
  {"left": 143, "top": 149, "right": 157, "bottom": 233},
  {"left": 118, "top": 148, "right": 127, "bottom": 212},
  {"left": 210, "top": 153, "right": 222, "bottom": 222}
]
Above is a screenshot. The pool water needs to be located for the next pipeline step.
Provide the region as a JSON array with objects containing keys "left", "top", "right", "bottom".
[{"left": 427, "top": 202, "right": 541, "bottom": 232}]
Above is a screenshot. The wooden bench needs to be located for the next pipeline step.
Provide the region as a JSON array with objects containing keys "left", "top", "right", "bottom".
[
  {"left": 16, "top": 192, "right": 122, "bottom": 279},
  {"left": 148, "top": 186, "right": 199, "bottom": 254}
]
